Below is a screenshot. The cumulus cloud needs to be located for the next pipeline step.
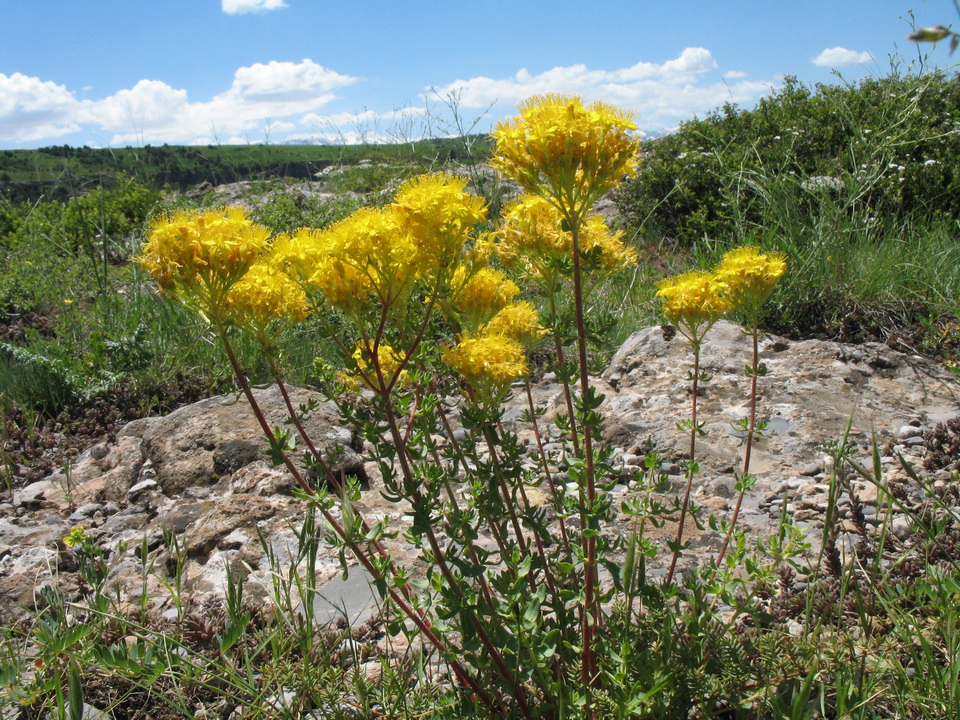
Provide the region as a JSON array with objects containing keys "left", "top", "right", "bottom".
[
  {"left": 0, "top": 72, "right": 81, "bottom": 141},
  {"left": 430, "top": 48, "right": 774, "bottom": 130},
  {"left": 230, "top": 59, "right": 353, "bottom": 103},
  {"left": 74, "top": 59, "right": 356, "bottom": 145},
  {"left": 222, "top": 0, "right": 288, "bottom": 15},
  {"left": 812, "top": 47, "right": 873, "bottom": 67},
  {"left": 79, "top": 80, "right": 188, "bottom": 130},
  {"left": 724, "top": 70, "right": 748, "bottom": 79}
]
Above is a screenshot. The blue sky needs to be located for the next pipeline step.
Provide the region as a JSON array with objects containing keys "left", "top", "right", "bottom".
[{"left": 0, "top": 0, "right": 955, "bottom": 148}]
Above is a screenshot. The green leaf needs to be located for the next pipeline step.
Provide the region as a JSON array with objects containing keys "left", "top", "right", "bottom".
[
  {"left": 68, "top": 661, "right": 83, "bottom": 720},
  {"left": 218, "top": 613, "right": 251, "bottom": 655}
]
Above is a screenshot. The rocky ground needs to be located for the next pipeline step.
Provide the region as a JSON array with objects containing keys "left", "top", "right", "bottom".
[{"left": 2, "top": 320, "right": 959, "bottom": 629}]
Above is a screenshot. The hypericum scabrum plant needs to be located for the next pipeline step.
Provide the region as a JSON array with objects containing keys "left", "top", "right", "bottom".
[{"left": 140, "top": 95, "right": 796, "bottom": 718}]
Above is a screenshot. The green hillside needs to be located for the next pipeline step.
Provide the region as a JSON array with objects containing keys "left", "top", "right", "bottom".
[{"left": 0, "top": 136, "right": 491, "bottom": 202}]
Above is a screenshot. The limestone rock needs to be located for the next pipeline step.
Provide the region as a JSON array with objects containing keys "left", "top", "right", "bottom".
[
  {"left": 140, "top": 386, "right": 362, "bottom": 495},
  {"left": 2, "top": 322, "right": 958, "bottom": 623}
]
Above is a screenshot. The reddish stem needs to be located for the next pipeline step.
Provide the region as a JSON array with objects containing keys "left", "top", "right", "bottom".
[
  {"left": 218, "top": 330, "right": 489, "bottom": 707},
  {"left": 717, "top": 326, "right": 760, "bottom": 564},
  {"left": 566, "top": 212, "right": 600, "bottom": 691},
  {"left": 525, "top": 380, "right": 574, "bottom": 566},
  {"left": 666, "top": 340, "right": 702, "bottom": 585}
]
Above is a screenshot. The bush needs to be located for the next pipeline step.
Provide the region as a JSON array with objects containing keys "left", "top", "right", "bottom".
[
  {"left": 250, "top": 189, "right": 363, "bottom": 233},
  {"left": 615, "top": 69, "right": 960, "bottom": 244},
  {"left": 61, "top": 174, "right": 160, "bottom": 255}
]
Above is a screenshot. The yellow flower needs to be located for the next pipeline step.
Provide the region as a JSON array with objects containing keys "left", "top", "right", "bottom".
[
  {"left": 713, "top": 246, "right": 787, "bottom": 318},
  {"left": 393, "top": 173, "right": 487, "bottom": 274},
  {"left": 222, "top": 253, "right": 309, "bottom": 342},
  {"left": 63, "top": 525, "right": 86, "bottom": 548},
  {"left": 139, "top": 207, "right": 272, "bottom": 311},
  {"left": 496, "top": 194, "right": 637, "bottom": 280},
  {"left": 448, "top": 265, "right": 520, "bottom": 331},
  {"left": 491, "top": 95, "right": 641, "bottom": 216},
  {"left": 352, "top": 342, "right": 410, "bottom": 392},
  {"left": 442, "top": 332, "right": 528, "bottom": 396},
  {"left": 272, "top": 176, "right": 486, "bottom": 318},
  {"left": 268, "top": 229, "right": 320, "bottom": 280},
  {"left": 496, "top": 195, "right": 570, "bottom": 276},
  {"left": 298, "top": 207, "right": 418, "bottom": 310},
  {"left": 656, "top": 270, "right": 733, "bottom": 337},
  {"left": 484, "top": 301, "right": 548, "bottom": 348},
  {"left": 580, "top": 214, "right": 639, "bottom": 273}
]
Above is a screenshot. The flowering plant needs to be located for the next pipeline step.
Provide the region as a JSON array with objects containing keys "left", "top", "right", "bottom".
[{"left": 141, "top": 96, "right": 788, "bottom": 717}]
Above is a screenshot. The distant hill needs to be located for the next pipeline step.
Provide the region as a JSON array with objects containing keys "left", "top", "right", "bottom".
[{"left": 0, "top": 136, "right": 491, "bottom": 203}]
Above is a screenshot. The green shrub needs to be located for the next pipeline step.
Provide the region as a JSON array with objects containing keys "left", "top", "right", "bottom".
[
  {"left": 0, "top": 341, "right": 81, "bottom": 414},
  {"left": 318, "top": 162, "right": 418, "bottom": 195},
  {"left": 0, "top": 200, "right": 21, "bottom": 243},
  {"left": 251, "top": 190, "right": 363, "bottom": 233},
  {"left": 616, "top": 69, "right": 960, "bottom": 244},
  {"left": 61, "top": 174, "right": 160, "bottom": 255}
]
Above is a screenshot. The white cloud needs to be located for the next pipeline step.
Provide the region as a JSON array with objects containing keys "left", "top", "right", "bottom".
[
  {"left": 430, "top": 48, "right": 775, "bottom": 130},
  {"left": 222, "top": 0, "right": 288, "bottom": 15},
  {"left": 74, "top": 59, "right": 356, "bottom": 145},
  {"left": 230, "top": 59, "right": 353, "bottom": 103},
  {"left": 79, "top": 80, "right": 188, "bottom": 130},
  {"left": 0, "top": 72, "right": 81, "bottom": 141},
  {"left": 812, "top": 47, "right": 873, "bottom": 67},
  {"left": 724, "top": 70, "right": 748, "bottom": 79}
]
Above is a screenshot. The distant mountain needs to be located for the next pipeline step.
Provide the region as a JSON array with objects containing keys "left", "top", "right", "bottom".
[
  {"left": 636, "top": 128, "right": 672, "bottom": 140},
  {"left": 280, "top": 138, "right": 335, "bottom": 146}
]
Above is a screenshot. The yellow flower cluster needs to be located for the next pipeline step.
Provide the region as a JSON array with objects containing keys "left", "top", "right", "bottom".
[
  {"left": 657, "top": 247, "right": 787, "bottom": 337},
  {"left": 139, "top": 207, "right": 271, "bottom": 306},
  {"left": 656, "top": 271, "right": 734, "bottom": 336},
  {"left": 713, "top": 246, "right": 787, "bottom": 318},
  {"left": 297, "top": 207, "right": 416, "bottom": 309},
  {"left": 267, "top": 229, "right": 320, "bottom": 280},
  {"left": 222, "top": 254, "right": 308, "bottom": 340},
  {"left": 393, "top": 173, "right": 488, "bottom": 267},
  {"left": 491, "top": 94, "right": 641, "bottom": 214},
  {"left": 448, "top": 265, "right": 520, "bottom": 330},
  {"left": 280, "top": 175, "right": 488, "bottom": 315},
  {"left": 442, "top": 332, "right": 528, "bottom": 397},
  {"left": 485, "top": 301, "right": 547, "bottom": 348},
  {"left": 494, "top": 195, "right": 637, "bottom": 280}
]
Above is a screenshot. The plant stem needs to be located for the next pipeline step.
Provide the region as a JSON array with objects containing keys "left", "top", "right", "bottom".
[
  {"left": 218, "top": 329, "right": 488, "bottom": 707},
  {"left": 382, "top": 393, "right": 534, "bottom": 720},
  {"left": 265, "top": 360, "right": 422, "bottom": 609},
  {"left": 568, "top": 215, "right": 600, "bottom": 690},
  {"left": 717, "top": 325, "right": 760, "bottom": 564},
  {"left": 482, "top": 423, "right": 561, "bottom": 599},
  {"left": 666, "top": 337, "right": 702, "bottom": 584},
  {"left": 525, "top": 380, "right": 574, "bottom": 565},
  {"left": 548, "top": 293, "right": 581, "bottom": 457}
]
